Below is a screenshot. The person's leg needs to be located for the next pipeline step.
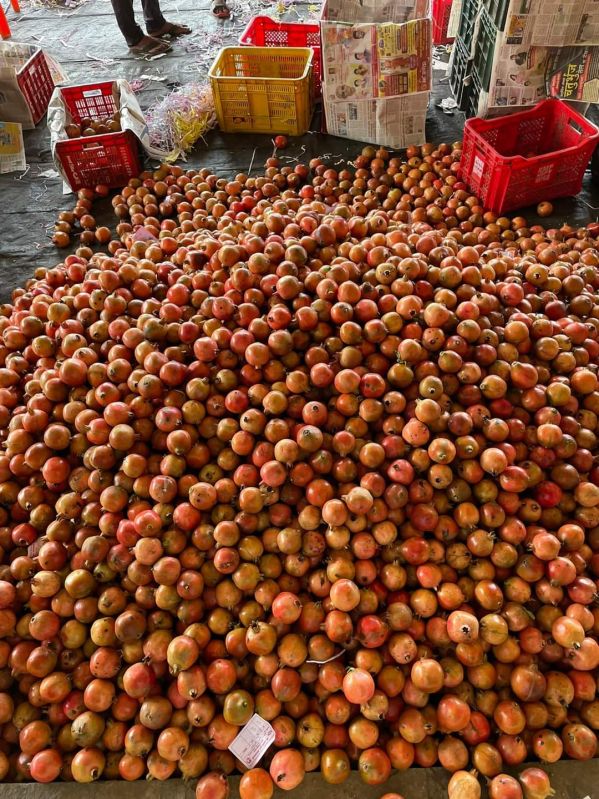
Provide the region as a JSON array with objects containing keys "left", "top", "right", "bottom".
[
  {"left": 110, "top": 0, "right": 145, "bottom": 46},
  {"left": 140, "top": 0, "right": 166, "bottom": 33},
  {"left": 142, "top": 0, "right": 191, "bottom": 37},
  {"left": 110, "top": 0, "right": 172, "bottom": 53}
]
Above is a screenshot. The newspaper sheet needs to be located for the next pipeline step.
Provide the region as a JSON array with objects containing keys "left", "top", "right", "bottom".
[
  {"left": 321, "top": 19, "right": 431, "bottom": 99},
  {"left": 324, "top": 91, "right": 428, "bottom": 148},
  {"left": 45, "top": 53, "right": 68, "bottom": 87},
  {"left": 501, "top": 0, "right": 599, "bottom": 48},
  {"left": 547, "top": 46, "right": 599, "bottom": 101},
  {"left": 447, "top": 0, "right": 463, "bottom": 39},
  {"left": 470, "top": 79, "right": 539, "bottom": 117},
  {"left": 323, "top": 0, "right": 431, "bottom": 24},
  {"left": 486, "top": 37, "right": 599, "bottom": 110},
  {"left": 0, "top": 121, "right": 26, "bottom": 173},
  {"left": 486, "top": 42, "right": 550, "bottom": 109},
  {"left": 0, "top": 41, "right": 36, "bottom": 70}
]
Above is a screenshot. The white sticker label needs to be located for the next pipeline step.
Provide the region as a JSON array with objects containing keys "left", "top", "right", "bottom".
[
  {"left": 473, "top": 154, "right": 484, "bottom": 178},
  {"left": 228, "top": 714, "right": 275, "bottom": 769}
]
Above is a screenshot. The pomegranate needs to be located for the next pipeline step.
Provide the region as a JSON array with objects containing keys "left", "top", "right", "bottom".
[
  {"left": 518, "top": 767, "right": 555, "bottom": 799},
  {"left": 0, "top": 142, "right": 597, "bottom": 793}
]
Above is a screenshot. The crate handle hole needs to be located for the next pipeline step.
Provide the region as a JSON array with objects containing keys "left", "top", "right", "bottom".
[{"left": 568, "top": 118, "right": 583, "bottom": 135}]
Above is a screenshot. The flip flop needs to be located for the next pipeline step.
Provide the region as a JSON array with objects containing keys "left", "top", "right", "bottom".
[
  {"left": 129, "top": 35, "right": 172, "bottom": 56},
  {"left": 150, "top": 21, "right": 192, "bottom": 38},
  {"left": 211, "top": 1, "right": 230, "bottom": 18}
]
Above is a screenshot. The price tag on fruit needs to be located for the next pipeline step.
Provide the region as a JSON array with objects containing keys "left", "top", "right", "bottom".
[{"left": 228, "top": 714, "right": 275, "bottom": 769}]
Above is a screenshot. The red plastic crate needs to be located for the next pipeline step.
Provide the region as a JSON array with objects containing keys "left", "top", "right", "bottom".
[
  {"left": 459, "top": 98, "right": 599, "bottom": 214},
  {"left": 16, "top": 48, "right": 54, "bottom": 124},
  {"left": 240, "top": 16, "right": 321, "bottom": 97},
  {"left": 55, "top": 81, "right": 141, "bottom": 191},
  {"left": 432, "top": 0, "right": 454, "bottom": 44},
  {"left": 0, "top": 43, "right": 54, "bottom": 125}
]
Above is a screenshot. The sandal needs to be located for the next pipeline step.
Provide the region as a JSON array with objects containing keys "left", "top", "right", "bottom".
[
  {"left": 211, "top": 0, "right": 230, "bottom": 18},
  {"left": 149, "top": 21, "right": 192, "bottom": 38},
  {"left": 129, "top": 35, "right": 172, "bottom": 56}
]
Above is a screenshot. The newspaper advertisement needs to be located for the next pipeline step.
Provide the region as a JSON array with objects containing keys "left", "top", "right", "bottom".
[
  {"left": 322, "top": 23, "right": 378, "bottom": 99},
  {"left": 321, "top": 19, "right": 431, "bottom": 99},
  {"left": 0, "top": 121, "right": 26, "bottom": 174},
  {"left": 547, "top": 46, "right": 599, "bottom": 101},
  {"left": 529, "top": 0, "right": 599, "bottom": 47},
  {"left": 324, "top": 91, "right": 428, "bottom": 148},
  {"left": 501, "top": 0, "right": 599, "bottom": 48},
  {"left": 487, "top": 42, "right": 549, "bottom": 109},
  {"left": 377, "top": 20, "right": 432, "bottom": 96},
  {"left": 474, "top": 88, "right": 533, "bottom": 119},
  {"left": 322, "top": 0, "right": 430, "bottom": 24}
]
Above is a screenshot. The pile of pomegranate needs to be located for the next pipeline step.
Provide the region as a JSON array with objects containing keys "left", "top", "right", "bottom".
[{"left": 1, "top": 141, "right": 598, "bottom": 799}]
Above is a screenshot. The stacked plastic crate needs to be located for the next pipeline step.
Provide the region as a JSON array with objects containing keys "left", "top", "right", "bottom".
[
  {"left": 432, "top": 0, "right": 456, "bottom": 45},
  {"left": 320, "top": 0, "right": 432, "bottom": 149},
  {"left": 447, "top": 0, "right": 480, "bottom": 116},
  {"left": 450, "top": 0, "right": 599, "bottom": 118}
]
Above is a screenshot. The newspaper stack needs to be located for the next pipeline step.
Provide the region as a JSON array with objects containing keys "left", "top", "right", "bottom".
[
  {"left": 450, "top": 0, "right": 599, "bottom": 118},
  {"left": 320, "top": 0, "right": 433, "bottom": 149},
  {"left": 0, "top": 122, "right": 26, "bottom": 174}
]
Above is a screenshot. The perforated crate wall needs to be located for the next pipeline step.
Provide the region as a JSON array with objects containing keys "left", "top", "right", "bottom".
[
  {"left": 460, "top": 98, "right": 599, "bottom": 212},
  {"left": 240, "top": 17, "right": 321, "bottom": 96},
  {"left": 210, "top": 46, "right": 314, "bottom": 136}
]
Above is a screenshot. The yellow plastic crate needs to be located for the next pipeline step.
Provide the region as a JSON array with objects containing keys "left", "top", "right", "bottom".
[{"left": 209, "top": 46, "right": 314, "bottom": 136}]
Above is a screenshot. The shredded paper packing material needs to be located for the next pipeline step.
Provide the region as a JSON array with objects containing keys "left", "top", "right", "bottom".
[
  {"left": 0, "top": 121, "right": 27, "bottom": 174},
  {"left": 47, "top": 78, "right": 171, "bottom": 185},
  {"left": 145, "top": 83, "right": 217, "bottom": 163}
]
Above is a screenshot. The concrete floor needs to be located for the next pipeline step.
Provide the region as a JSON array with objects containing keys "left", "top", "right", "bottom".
[
  {"left": 2, "top": 759, "right": 599, "bottom": 797},
  {"left": 1, "top": 0, "right": 598, "bottom": 302}
]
